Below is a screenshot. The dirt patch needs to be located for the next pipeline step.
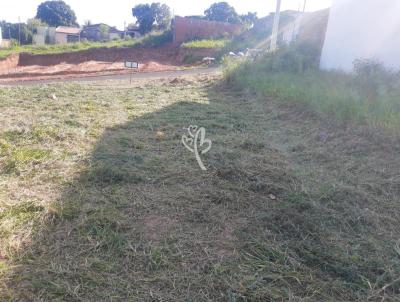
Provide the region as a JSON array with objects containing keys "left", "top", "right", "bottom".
[
  {"left": 0, "top": 54, "right": 19, "bottom": 74},
  {"left": 215, "top": 218, "right": 247, "bottom": 258},
  {"left": 142, "top": 215, "right": 177, "bottom": 242},
  {"left": 0, "top": 44, "right": 185, "bottom": 83},
  {"left": 177, "top": 47, "right": 220, "bottom": 64}
]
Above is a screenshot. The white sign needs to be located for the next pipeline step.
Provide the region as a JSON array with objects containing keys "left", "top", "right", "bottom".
[{"left": 124, "top": 61, "right": 139, "bottom": 69}]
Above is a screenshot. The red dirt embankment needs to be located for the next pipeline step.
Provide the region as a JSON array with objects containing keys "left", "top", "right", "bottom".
[
  {"left": 0, "top": 54, "right": 20, "bottom": 74},
  {"left": 0, "top": 44, "right": 188, "bottom": 82}
]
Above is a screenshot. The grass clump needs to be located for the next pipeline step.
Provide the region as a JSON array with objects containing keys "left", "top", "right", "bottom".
[
  {"left": 0, "top": 141, "right": 50, "bottom": 174},
  {"left": 181, "top": 39, "right": 228, "bottom": 49},
  {"left": 224, "top": 43, "right": 400, "bottom": 132}
]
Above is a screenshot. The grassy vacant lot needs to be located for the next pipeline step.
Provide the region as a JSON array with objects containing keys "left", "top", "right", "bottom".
[
  {"left": 0, "top": 75, "right": 400, "bottom": 301},
  {"left": 0, "top": 31, "right": 172, "bottom": 59}
]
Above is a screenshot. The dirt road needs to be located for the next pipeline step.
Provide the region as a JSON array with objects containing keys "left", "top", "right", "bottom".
[{"left": 0, "top": 67, "right": 220, "bottom": 86}]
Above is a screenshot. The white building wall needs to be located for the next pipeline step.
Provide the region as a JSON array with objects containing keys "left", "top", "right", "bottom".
[
  {"left": 33, "top": 26, "right": 47, "bottom": 46},
  {"left": 320, "top": 0, "right": 400, "bottom": 72}
]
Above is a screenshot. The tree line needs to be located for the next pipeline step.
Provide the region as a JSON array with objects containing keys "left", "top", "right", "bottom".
[
  {"left": 132, "top": 2, "right": 258, "bottom": 34},
  {"left": 1, "top": 0, "right": 258, "bottom": 45}
]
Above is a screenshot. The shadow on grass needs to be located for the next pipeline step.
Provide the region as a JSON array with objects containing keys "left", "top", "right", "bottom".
[{"left": 3, "top": 82, "right": 251, "bottom": 301}]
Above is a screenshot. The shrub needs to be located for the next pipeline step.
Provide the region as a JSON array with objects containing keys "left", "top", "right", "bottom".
[
  {"left": 258, "top": 42, "right": 321, "bottom": 74},
  {"left": 353, "top": 58, "right": 400, "bottom": 101},
  {"left": 181, "top": 39, "right": 227, "bottom": 49},
  {"left": 140, "top": 30, "right": 172, "bottom": 47}
]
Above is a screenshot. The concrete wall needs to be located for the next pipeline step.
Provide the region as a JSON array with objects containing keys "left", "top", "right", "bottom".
[
  {"left": 173, "top": 16, "right": 241, "bottom": 45},
  {"left": 55, "top": 33, "right": 80, "bottom": 44},
  {"left": 298, "top": 9, "right": 330, "bottom": 53},
  {"left": 33, "top": 27, "right": 56, "bottom": 45},
  {"left": 320, "top": 0, "right": 400, "bottom": 72},
  {"left": 33, "top": 34, "right": 45, "bottom": 45},
  {"left": 0, "top": 40, "right": 11, "bottom": 48},
  {"left": 48, "top": 28, "right": 56, "bottom": 44},
  {"left": 55, "top": 32, "right": 68, "bottom": 44},
  {"left": 33, "top": 26, "right": 47, "bottom": 46}
]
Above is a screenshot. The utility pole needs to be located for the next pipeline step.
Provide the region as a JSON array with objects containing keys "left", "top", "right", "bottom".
[
  {"left": 270, "top": 0, "right": 282, "bottom": 52},
  {"left": 18, "top": 16, "right": 21, "bottom": 45}
]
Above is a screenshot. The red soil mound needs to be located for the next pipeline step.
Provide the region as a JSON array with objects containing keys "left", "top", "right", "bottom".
[{"left": 0, "top": 44, "right": 184, "bottom": 82}]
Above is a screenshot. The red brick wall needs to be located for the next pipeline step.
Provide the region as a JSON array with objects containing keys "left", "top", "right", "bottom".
[{"left": 173, "top": 16, "right": 242, "bottom": 45}]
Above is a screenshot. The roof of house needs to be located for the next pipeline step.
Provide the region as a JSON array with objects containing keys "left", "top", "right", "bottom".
[
  {"left": 109, "top": 28, "right": 124, "bottom": 34},
  {"left": 127, "top": 24, "right": 140, "bottom": 31},
  {"left": 56, "top": 26, "right": 81, "bottom": 35},
  {"left": 83, "top": 23, "right": 109, "bottom": 29},
  {"left": 83, "top": 23, "right": 123, "bottom": 33}
]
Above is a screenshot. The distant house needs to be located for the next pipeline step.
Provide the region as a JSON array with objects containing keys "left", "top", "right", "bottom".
[
  {"left": 320, "top": 0, "right": 400, "bottom": 71},
  {"left": 81, "top": 23, "right": 124, "bottom": 41},
  {"left": 109, "top": 27, "right": 124, "bottom": 40},
  {"left": 172, "top": 16, "right": 242, "bottom": 45},
  {"left": 55, "top": 26, "right": 81, "bottom": 44},
  {"left": 126, "top": 25, "right": 141, "bottom": 39}
]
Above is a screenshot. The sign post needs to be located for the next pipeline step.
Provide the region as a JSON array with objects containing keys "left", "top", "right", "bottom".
[{"left": 124, "top": 60, "right": 139, "bottom": 83}]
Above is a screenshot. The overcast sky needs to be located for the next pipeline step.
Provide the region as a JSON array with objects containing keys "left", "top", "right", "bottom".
[{"left": 0, "top": 0, "right": 332, "bottom": 29}]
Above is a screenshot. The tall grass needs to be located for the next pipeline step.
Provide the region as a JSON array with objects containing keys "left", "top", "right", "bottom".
[
  {"left": 181, "top": 39, "right": 228, "bottom": 49},
  {"left": 224, "top": 44, "right": 400, "bottom": 132}
]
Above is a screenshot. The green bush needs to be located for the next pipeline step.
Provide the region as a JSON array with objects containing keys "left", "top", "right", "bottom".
[
  {"left": 353, "top": 58, "right": 400, "bottom": 101},
  {"left": 181, "top": 39, "right": 228, "bottom": 49},
  {"left": 257, "top": 43, "right": 321, "bottom": 73},
  {"left": 140, "top": 30, "right": 173, "bottom": 47}
]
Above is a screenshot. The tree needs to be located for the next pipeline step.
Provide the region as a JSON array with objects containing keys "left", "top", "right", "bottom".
[
  {"left": 132, "top": 4, "right": 154, "bottom": 34},
  {"left": 241, "top": 12, "right": 258, "bottom": 26},
  {"left": 132, "top": 3, "right": 172, "bottom": 34},
  {"left": 27, "top": 18, "right": 48, "bottom": 29},
  {"left": 36, "top": 0, "right": 78, "bottom": 27},
  {"left": 151, "top": 3, "right": 172, "bottom": 30},
  {"left": 0, "top": 21, "right": 33, "bottom": 45},
  {"left": 204, "top": 2, "right": 241, "bottom": 24}
]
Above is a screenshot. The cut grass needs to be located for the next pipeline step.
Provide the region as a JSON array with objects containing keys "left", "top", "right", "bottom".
[{"left": 0, "top": 75, "right": 399, "bottom": 301}]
